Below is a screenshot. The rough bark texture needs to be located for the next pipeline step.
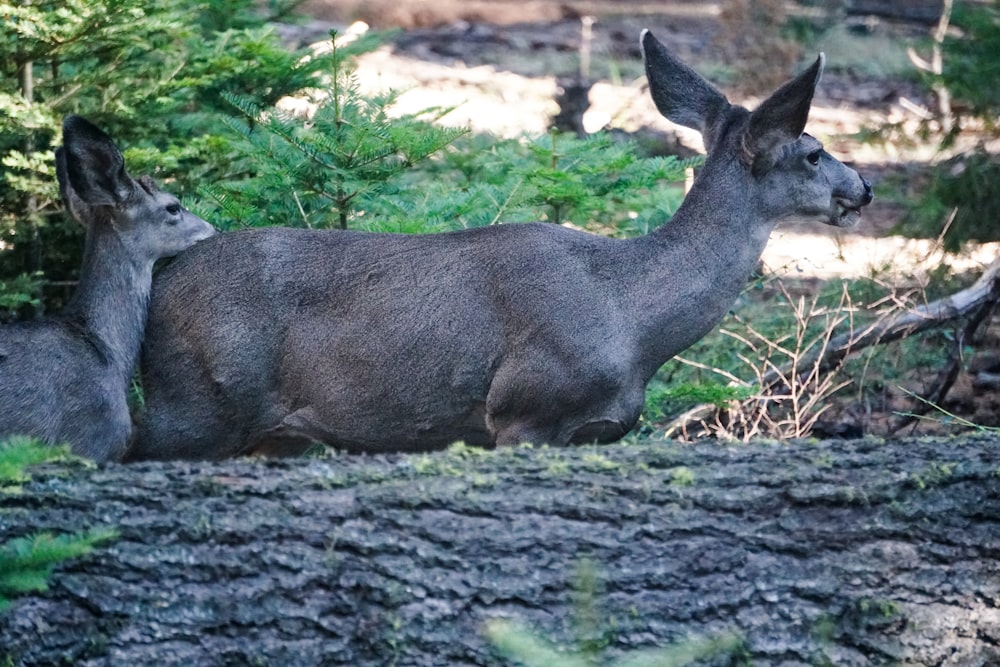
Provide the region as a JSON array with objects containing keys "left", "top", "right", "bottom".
[{"left": 1, "top": 435, "right": 998, "bottom": 666}]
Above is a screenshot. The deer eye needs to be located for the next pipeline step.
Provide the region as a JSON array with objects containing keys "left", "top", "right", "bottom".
[{"left": 807, "top": 151, "right": 821, "bottom": 166}]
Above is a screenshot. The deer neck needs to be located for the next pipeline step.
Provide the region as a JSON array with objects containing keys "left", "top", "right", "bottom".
[
  {"left": 63, "top": 222, "right": 151, "bottom": 382},
  {"left": 629, "top": 158, "right": 775, "bottom": 375}
]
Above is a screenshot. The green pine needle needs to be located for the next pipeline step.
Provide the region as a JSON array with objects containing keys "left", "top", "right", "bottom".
[
  {"left": 0, "top": 528, "right": 118, "bottom": 613},
  {"left": 0, "top": 437, "right": 72, "bottom": 485}
]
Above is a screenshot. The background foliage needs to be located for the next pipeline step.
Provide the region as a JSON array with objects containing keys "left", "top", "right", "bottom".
[
  {"left": 0, "top": 437, "right": 116, "bottom": 613},
  {"left": 900, "top": 1, "right": 1000, "bottom": 250},
  {"left": 0, "top": 0, "right": 326, "bottom": 317},
  {"left": 0, "top": 0, "right": 693, "bottom": 318}
]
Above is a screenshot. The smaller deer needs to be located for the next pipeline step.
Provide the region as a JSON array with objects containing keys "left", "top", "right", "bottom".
[{"left": 0, "top": 116, "right": 215, "bottom": 462}]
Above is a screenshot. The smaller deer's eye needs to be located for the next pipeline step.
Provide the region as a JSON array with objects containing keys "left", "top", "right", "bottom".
[
  {"left": 166, "top": 203, "right": 182, "bottom": 216},
  {"left": 807, "top": 151, "right": 821, "bottom": 166}
]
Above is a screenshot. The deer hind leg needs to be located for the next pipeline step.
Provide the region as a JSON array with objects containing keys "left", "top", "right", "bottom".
[{"left": 130, "top": 398, "right": 234, "bottom": 461}]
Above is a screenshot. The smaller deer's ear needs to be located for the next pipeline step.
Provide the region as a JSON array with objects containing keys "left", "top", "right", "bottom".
[
  {"left": 743, "top": 54, "right": 824, "bottom": 162},
  {"left": 55, "top": 147, "right": 94, "bottom": 228},
  {"left": 641, "top": 30, "right": 730, "bottom": 150},
  {"left": 60, "top": 115, "right": 133, "bottom": 208}
]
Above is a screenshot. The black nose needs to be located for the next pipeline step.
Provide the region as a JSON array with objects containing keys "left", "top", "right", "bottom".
[{"left": 861, "top": 177, "right": 874, "bottom": 205}]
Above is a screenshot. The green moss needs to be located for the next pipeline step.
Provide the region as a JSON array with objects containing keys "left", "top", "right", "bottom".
[
  {"left": 668, "top": 467, "right": 696, "bottom": 487},
  {"left": 580, "top": 452, "right": 621, "bottom": 472},
  {"left": 856, "top": 597, "right": 901, "bottom": 621},
  {"left": 909, "top": 461, "right": 958, "bottom": 490}
]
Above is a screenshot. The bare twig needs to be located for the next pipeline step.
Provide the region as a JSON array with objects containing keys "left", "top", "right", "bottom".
[
  {"left": 890, "top": 293, "right": 998, "bottom": 433},
  {"left": 665, "top": 282, "right": 856, "bottom": 441},
  {"left": 760, "top": 255, "right": 1000, "bottom": 388},
  {"left": 663, "top": 255, "right": 1000, "bottom": 441}
]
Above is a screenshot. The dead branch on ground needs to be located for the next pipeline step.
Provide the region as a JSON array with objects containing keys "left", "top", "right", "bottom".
[{"left": 664, "top": 255, "right": 1000, "bottom": 439}]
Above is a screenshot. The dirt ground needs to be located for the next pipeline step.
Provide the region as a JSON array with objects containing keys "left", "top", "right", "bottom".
[{"left": 278, "top": 0, "right": 1000, "bottom": 437}]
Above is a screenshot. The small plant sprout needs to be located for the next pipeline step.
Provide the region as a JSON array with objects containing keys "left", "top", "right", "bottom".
[{"left": 484, "top": 559, "right": 743, "bottom": 667}]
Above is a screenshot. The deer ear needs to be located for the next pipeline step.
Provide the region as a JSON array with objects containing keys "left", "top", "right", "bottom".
[
  {"left": 641, "top": 30, "right": 730, "bottom": 149},
  {"left": 60, "top": 115, "right": 134, "bottom": 208},
  {"left": 743, "top": 54, "right": 824, "bottom": 161},
  {"left": 54, "top": 147, "right": 95, "bottom": 228}
]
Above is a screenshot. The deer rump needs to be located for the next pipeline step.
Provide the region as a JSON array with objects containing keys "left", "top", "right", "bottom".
[{"left": 137, "top": 223, "right": 648, "bottom": 460}]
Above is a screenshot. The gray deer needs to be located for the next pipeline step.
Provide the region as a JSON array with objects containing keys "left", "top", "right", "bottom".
[
  {"left": 0, "top": 116, "right": 215, "bottom": 462},
  {"left": 130, "top": 31, "right": 872, "bottom": 461}
]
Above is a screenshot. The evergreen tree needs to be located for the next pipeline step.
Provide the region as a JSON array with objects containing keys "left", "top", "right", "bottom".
[
  {"left": 204, "top": 31, "right": 466, "bottom": 230},
  {"left": 0, "top": 0, "right": 328, "bottom": 313},
  {"left": 903, "top": 2, "right": 1000, "bottom": 249}
]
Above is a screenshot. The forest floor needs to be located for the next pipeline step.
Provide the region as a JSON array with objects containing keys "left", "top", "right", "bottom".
[{"left": 278, "top": 0, "right": 1000, "bottom": 438}]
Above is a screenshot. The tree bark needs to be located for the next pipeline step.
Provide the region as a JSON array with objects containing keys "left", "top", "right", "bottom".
[{"left": 1, "top": 435, "right": 999, "bottom": 666}]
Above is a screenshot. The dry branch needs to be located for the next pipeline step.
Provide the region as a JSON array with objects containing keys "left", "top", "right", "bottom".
[
  {"left": 772, "top": 255, "right": 1000, "bottom": 385},
  {"left": 666, "top": 255, "right": 1000, "bottom": 438}
]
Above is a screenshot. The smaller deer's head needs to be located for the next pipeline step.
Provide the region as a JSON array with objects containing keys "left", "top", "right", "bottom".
[
  {"left": 641, "top": 31, "right": 872, "bottom": 229},
  {"left": 56, "top": 116, "right": 216, "bottom": 264}
]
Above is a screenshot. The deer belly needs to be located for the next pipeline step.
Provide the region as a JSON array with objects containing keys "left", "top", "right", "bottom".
[{"left": 277, "top": 340, "right": 496, "bottom": 453}]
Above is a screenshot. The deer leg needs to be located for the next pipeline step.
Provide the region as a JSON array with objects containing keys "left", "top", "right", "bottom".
[
  {"left": 246, "top": 406, "right": 334, "bottom": 458},
  {"left": 485, "top": 363, "right": 646, "bottom": 448},
  {"left": 131, "top": 366, "right": 261, "bottom": 461},
  {"left": 130, "top": 397, "right": 236, "bottom": 462},
  {"left": 485, "top": 381, "right": 590, "bottom": 448},
  {"left": 484, "top": 363, "right": 572, "bottom": 447},
  {"left": 569, "top": 418, "right": 632, "bottom": 445}
]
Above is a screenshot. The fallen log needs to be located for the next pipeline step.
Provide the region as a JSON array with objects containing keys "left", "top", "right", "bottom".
[
  {"left": 1, "top": 435, "right": 998, "bottom": 666},
  {"left": 846, "top": 0, "right": 945, "bottom": 24}
]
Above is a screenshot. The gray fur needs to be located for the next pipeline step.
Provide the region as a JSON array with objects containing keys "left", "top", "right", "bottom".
[
  {"left": 131, "top": 32, "right": 873, "bottom": 461},
  {"left": 0, "top": 116, "right": 215, "bottom": 461}
]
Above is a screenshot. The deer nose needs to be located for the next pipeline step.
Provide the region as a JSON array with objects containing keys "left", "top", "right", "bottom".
[{"left": 860, "top": 177, "right": 874, "bottom": 205}]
